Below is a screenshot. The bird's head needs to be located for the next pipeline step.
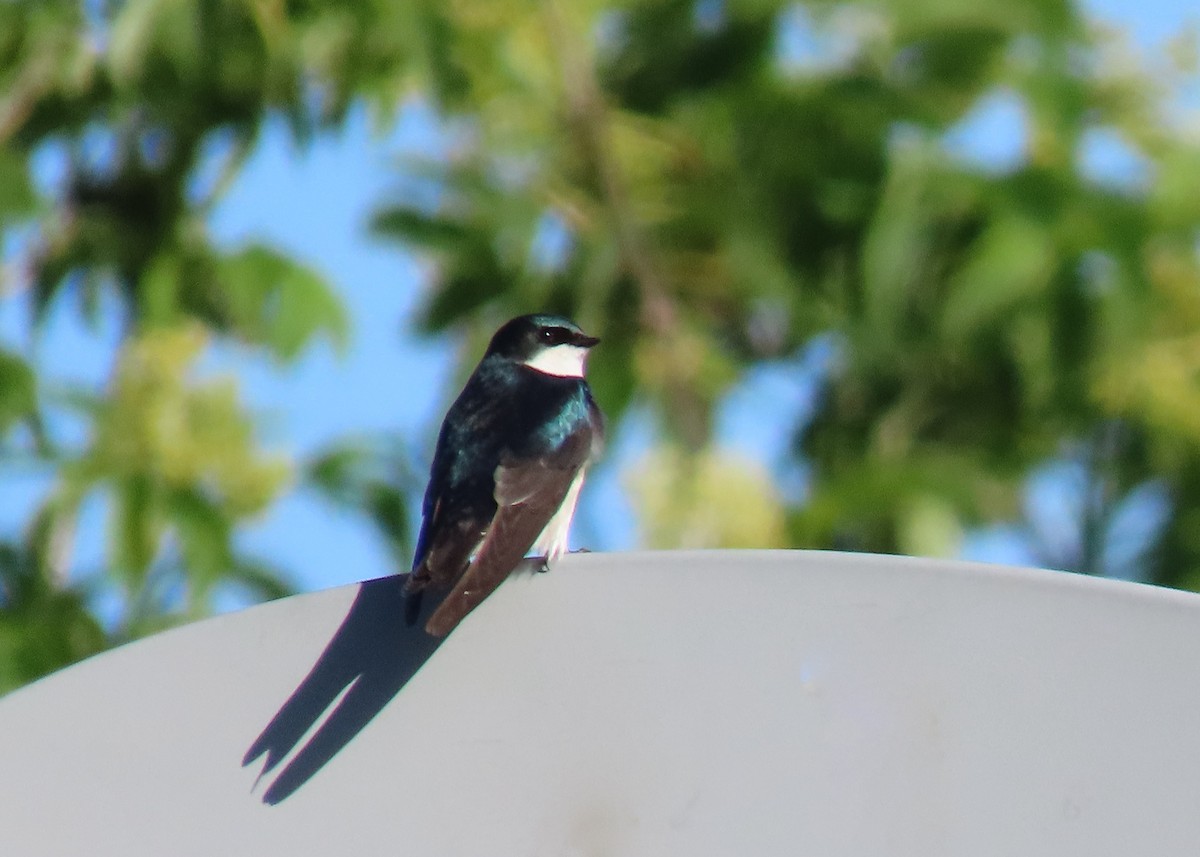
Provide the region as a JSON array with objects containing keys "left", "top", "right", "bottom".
[{"left": 486, "top": 314, "right": 600, "bottom": 378}]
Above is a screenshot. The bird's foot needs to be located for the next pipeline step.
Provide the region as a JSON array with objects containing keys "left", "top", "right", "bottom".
[{"left": 535, "top": 547, "right": 590, "bottom": 574}]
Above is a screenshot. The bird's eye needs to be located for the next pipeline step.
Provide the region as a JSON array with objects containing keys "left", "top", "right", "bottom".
[{"left": 540, "top": 327, "right": 568, "bottom": 345}]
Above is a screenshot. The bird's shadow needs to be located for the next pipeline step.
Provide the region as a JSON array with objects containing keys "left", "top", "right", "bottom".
[{"left": 242, "top": 574, "right": 446, "bottom": 805}]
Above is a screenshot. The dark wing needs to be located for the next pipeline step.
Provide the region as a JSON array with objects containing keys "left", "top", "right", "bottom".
[
  {"left": 404, "top": 372, "right": 507, "bottom": 625},
  {"left": 423, "top": 425, "right": 594, "bottom": 637},
  {"left": 403, "top": 506, "right": 489, "bottom": 626}
]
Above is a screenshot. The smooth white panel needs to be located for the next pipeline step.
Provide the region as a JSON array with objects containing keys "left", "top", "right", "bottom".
[{"left": 2, "top": 551, "right": 1200, "bottom": 856}]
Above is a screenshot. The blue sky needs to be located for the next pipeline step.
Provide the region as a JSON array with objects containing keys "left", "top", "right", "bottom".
[{"left": 1, "top": 0, "right": 1197, "bottom": 610}]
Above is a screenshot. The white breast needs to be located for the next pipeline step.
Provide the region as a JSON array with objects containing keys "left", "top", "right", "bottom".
[{"left": 532, "top": 469, "right": 587, "bottom": 563}]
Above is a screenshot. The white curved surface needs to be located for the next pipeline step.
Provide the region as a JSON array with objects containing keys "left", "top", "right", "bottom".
[{"left": 2, "top": 551, "right": 1200, "bottom": 856}]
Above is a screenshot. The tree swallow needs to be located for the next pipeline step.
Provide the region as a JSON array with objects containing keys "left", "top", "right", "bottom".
[{"left": 405, "top": 314, "right": 604, "bottom": 636}]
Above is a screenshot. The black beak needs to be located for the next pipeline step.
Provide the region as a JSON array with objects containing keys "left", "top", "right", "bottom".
[{"left": 571, "top": 332, "right": 601, "bottom": 348}]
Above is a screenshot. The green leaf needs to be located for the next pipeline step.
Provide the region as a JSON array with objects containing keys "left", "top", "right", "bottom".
[
  {"left": 305, "top": 437, "right": 414, "bottom": 564},
  {"left": 109, "top": 475, "right": 163, "bottom": 588},
  {"left": 1151, "top": 148, "right": 1200, "bottom": 228},
  {"left": 0, "top": 541, "right": 108, "bottom": 695},
  {"left": 167, "top": 488, "right": 233, "bottom": 608},
  {"left": 371, "top": 207, "right": 472, "bottom": 253},
  {"left": 226, "top": 558, "right": 294, "bottom": 603},
  {"left": 0, "top": 349, "right": 36, "bottom": 434},
  {"left": 0, "top": 147, "right": 36, "bottom": 218},
  {"left": 942, "top": 213, "right": 1056, "bottom": 339},
  {"left": 307, "top": 444, "right": 372, "bottom": 506},
  {"left": 217, "top": 245, "right": 350, "bottom": 361},
  {"left": 106, "top": 0, "right": 163, "bottom": 84}
]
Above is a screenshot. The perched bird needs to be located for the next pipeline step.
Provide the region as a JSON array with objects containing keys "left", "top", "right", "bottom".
[{"left": 405, "top": 314, "right": 604, "bottom": 636}]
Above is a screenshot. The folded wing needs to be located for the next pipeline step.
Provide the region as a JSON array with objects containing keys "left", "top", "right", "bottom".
[{"left": 424, "top": 428, "right": 593, "bottom": 636}]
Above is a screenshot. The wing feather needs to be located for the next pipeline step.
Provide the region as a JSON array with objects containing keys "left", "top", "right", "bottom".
[
  {"left": 403, "top": 513, "right": 487, "bottom": 625},
  {"left": 423, "top": 428, "right": 593, "bottom": 636}
]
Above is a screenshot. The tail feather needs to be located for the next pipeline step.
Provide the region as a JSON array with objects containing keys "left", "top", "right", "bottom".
[{"left": 404, "top": 516, "right": 485, "bottom": 631}]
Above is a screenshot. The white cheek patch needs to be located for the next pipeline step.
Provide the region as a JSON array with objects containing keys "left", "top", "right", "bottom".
[{"left": 523, "top": 344, "right": 588, "bottom": 378}]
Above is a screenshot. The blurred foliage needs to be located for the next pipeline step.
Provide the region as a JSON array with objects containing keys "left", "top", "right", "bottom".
[
  {"left": 628, "top": 446, "right": 787, "bottom": 548},
  {"left": 372, "top": 0, "right": 1200, "bottom": 581},
  {"left": 39, "top": 325, "right": 292, "bottom": 625},
  {"left": 0, "top": 540, "right": 106, "bottom": 691},
  {"left": 1, "top": 0, "right": 1199, "bottom": 692},
  {"left": 0, "top": 0, "right": 396, "bottom": 691},
  {"left": 306, "top": 435, "right": 417, "bottom": 570}
]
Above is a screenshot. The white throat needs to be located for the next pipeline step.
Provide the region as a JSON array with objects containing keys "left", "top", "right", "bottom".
[{"left": 522, "top": 344, "right": 588, "bottom": 378}]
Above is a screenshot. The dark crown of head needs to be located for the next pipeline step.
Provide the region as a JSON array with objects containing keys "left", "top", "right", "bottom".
[{"left": 486, "top": 314, "right": 587, "bottom": 358}]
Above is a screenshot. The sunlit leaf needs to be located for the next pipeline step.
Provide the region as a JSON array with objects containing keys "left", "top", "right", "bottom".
[
  {"left": 627, "top": 445, "right": 787, "bottom": 549},
  {"left": 217, "top": 245, "right": 350, "bottom": 361},
  {"left": 942, "top": 212, "right": 1056, "bottom": 339},
  {"left": 168, "top": 487, "right": 233, "bottom": 608}
]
